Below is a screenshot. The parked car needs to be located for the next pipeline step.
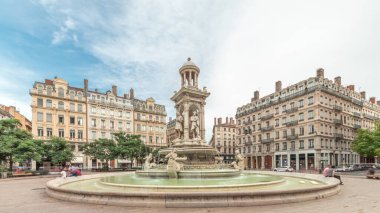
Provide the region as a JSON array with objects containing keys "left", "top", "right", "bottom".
[
  {"left": 335, "top": 166, "right": 353, "bottom": 172},
  {"left": 274, "top": 166, "right": 294, "bottom": 172}
]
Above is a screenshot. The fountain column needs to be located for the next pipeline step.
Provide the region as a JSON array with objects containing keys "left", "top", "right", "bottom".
[{"left": 183, "top": 103, "right": 190, "bottom": 140}]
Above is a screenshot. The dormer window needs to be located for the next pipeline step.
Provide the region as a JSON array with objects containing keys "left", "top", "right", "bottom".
[
  {"left": 37, "top": 85, "right": 43, "bottom": 94},
  {"left": 58, "top": 88, "right": 64, "bottom": 97}
]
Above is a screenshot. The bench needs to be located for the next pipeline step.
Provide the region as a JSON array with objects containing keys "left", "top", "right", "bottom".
[{"left": 366, "top": 174, "right": 380, "bottom": 179}]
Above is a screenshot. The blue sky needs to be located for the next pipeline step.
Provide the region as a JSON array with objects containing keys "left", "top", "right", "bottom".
[{"left": 1, "top": 0, "right": 380, "bottom": 141}]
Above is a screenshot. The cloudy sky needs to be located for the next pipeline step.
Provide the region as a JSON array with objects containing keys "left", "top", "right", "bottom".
[{"left": 1, "top": 0, "right": 379, "bottom": 141}]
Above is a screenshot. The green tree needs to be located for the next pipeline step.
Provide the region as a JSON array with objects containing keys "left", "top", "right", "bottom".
[
  {"left": 44, "top": 137, "right": 75, "bottom": 166},
  {"left": 83, "top": 138, "right": 118, "bottom": 169},
  {"left": 0, "top": 119, "right": 34, "bottom": 171},
  {"left": 352, "top": 122, "right": 380, "bottom": 158},
  {"left": 113, "top": 132, "right": 150, "bottom": 166}
]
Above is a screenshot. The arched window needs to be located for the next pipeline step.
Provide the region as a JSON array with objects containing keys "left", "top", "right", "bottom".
[
  {"left": 77, "top": 92, "right": 82, "bottom": 101},
  {"left": 58, "top": 88, "right": 64, "bottom": 97},
  {"left": 58, "top": 101, "right": 64, "bottom": 110},
  {"left": 37, "top": 85, "right": 43, "bottom": 94},
  {"left": 46, "top": 99, "right": 52, "bottom": 108},
  {"left": 70, "top": 91, "right": 75, "bottom": 99}
]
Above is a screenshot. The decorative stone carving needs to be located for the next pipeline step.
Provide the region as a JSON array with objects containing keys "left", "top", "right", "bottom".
[
  {"left": 175, "top": 112, "right": 184, "bottom": 140},
  {"left": 190, "top": 110, "right": 200, "bottom": 140},
  {"left": 143, "top": 153, "right": 156, "bottom": 170},
  {"left": 165, "top": 149, "right": 187, "bottom": 178},
  {"left": 231, "top": 150, "right": 244, "bottom": 171}
]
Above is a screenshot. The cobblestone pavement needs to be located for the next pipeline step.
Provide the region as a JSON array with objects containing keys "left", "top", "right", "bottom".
[{"left": 0, "top": 174, "right": 379, "bottom": 213}]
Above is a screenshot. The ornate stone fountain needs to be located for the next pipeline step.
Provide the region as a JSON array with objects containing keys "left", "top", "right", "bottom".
[{"left": 137, "top": 57, "right": 243, "bottom": 178}]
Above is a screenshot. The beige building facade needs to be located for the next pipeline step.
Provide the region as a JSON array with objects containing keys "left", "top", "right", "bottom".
[
  {"left": 132, "top": 97, "right": 167, "bottom": 148},
  {"left": 166, "top": 117, "right": 177, "bottom": 146},
  {"left": 209, "top": 117, "right": 236, "bottom": 164},
  {"left": 236, "top": 69, "right": 380, "bottom": 171},
  {"left": 0, "top": 105, "right": 32, "bottom": 132},
  {"left": 30, "top": 77, "right": 87, "bottom": 167}
]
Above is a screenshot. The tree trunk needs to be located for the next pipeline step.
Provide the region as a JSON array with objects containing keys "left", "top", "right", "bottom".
[{"left": 9, "top": 155, "right": 13, "bottom": 172}]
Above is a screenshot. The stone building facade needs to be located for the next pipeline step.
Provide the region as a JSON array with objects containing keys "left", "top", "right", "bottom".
[
  {"left": 209, "top": 117, "right": 236, "bottom": 164},
  {"left": 132, "top": 97, "right": 167, "bottom": 148},
  {"left": 0, "top": 105, "right": 32, "bottom": 132},
  {"left": 86, "top": 83, "right": 134, "bottom": 168},
  {"left": 166, "top": 117, "right": 177, "bottom": 146},
  {"left": 236, "top": 69, "right": 380, "bottom": 171},
  {"left": 30, "top": 77, "right": 87, "bottom": 167}
]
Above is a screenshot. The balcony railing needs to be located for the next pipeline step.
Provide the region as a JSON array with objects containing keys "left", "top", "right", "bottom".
[
  {"left": 333, "top": 119, "right": 343, "bottom": 125},
  {"left": 245, "top": 141, "right": 253, "bottom": 146},
  {"left": 243, "top": 120, "right": 252, "bottom": 125},
  {"left": 333, "top": 105, "right": 343, "bottom": 111},
  {"left": 285, "top": 107, "right": 298, "bottom": 114},
  {"left": 353, "top": 112, "right": 361, "bottom": 118},
  {"left": 286, "top": 134, "right": 299, "bottom": 140},
  {"left": 262, "top": 138, "right": 274, "bottom": 143},
  {"left": 261, "top": 126, "right": 274, "bottom": 132},
  {"left": 353, "top": 124, "right": 361, "bottom": 129},
  {"left": 334, "top": 133, "right": 343, "bottom": 140},
  {"left": 363, "top": 114, "right": 379, "bottom": 120},
  {"left": 285, "top": 120, "right": 298, "bottom": 127},
  {"left": 261, "top": 114, "right": 274, "bottom": 120}
]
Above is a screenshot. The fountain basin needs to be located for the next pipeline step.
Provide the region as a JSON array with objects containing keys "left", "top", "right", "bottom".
[
  {"left": 46, "top": 171, "right": 340, "bottom": 208},
  {"left": 136, "top": 169, "right": 241, "bottom": 178}
]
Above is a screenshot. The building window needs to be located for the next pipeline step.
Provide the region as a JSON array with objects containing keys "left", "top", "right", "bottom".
[
  {"left": 101, "top": 120, "right": 106, "bottom": 128},
  {"left": 70, "top": 129, "right": 75, "bottom": 139},
  {"left": 308, "top": 110, "right": 314, "bottom": 119},
  {"left": 58, "top": 115, "right": 64, "bottom": 124},
  {"left": 37, "top": 98, "right": 43, "bottom": 107},
  {"left": 137, "top": 124, "right": 141, "bottom": 131},
  {"left": 47, "top": 87, "right": 52, "bottom": 96},
  {"left": 92, "top": 131, "right": 96, "bottom": 139},
  {"left": 37, "top": 112, "right": 43, "bottom": 122},
  {"left": 46, "top": 113, "right": 52, "bottom": 123},
  {"left": 58, "top": 129, "right": 64, "bottom": 138},
  {"left": 299, "top": 113, "right": 304, "bottom": 121},
  {"left": 291, "top": 141, "right": 295, "bottom": 150},
  {"left": 110, "top": 110, "right": 114, "bottom": 116},
  {"left": 101, "top": 132, "right": 106, "bottom": 138},
  {"left": 308, "top": 96, "right": 314, "bottom": 105},
  {"left": 156, "top": 136, "right": 159, "bottom": 143},
  {"left": 299, "top": 99, "right": 304, "bottom": 108},
  {"left": 149, "top": 136, "right": 153, "bottom": 143},
  {"left": 91, "top": 107, "right": 96, "bottom": 114},
  {"left": 47, "top": 128, "right": 52, "bottom": 137},
  {"left": 101, "top": 108, "right": 105, "bottom": 115},
  {"left": 78, "top": 130, "right": 83, "bottom": 139},
  {"left": 309, "top": 139, "right": 314, "bottom": 148},
  {"left": 78, "top": 104, "right": 83, "bottom": 112},
  {"left": 37, "top": 85, "right": 43, "bottom": 94},
  {"left": 118, "top": 111, "right": 122, "bottom": 117},
  {"left": 126, "top": 122, "right": 130, "bottom": 130},
  {"left": 299, "top": 126, "right": 304, "bottom": 135},
  {"left": 110, "top": 121, "right": 114, "bottom": 129},
  {"left": 77, "top": 117, "right": 83, "bottom": 125},
  {"left": 275, "top": 143, "right": 279, "bottom": 151},
  {"left": 78, "top": 92, "right": 82, "bottom": 101},
  {"left": 38, "top": 127, "right": 43, "bottom": 137},
  {"left": 70, "top": 116, "right": 75, "bottom": 125},
  {"left": 126, "top": 112, "right": 130, "bottom": 119},
  {"left": 46, "top": 99, "right": 52, "bottom": 108},
  {"left": 299, "top": 140, "right": 304, "bottom": 149},
  {"left": 282, "top": 130, "right": 287, "bottom": 138},
  {"left": 275, "top": 119, "right": 279, "bottom": 127},
  {"left": 149, "top": 126, "right": 153, "bottom": 132},
  {"left": 70, "top": 92, "right": 75, "bottom": 99},
  {"left": 69, "top": 103, "right": 75, "bottom": 111},
  {"left": 308, "top": 124, "right": 315, "bottom": 134},
  {"left": 118, "top": 121, "right": 122, "bottom": 129},
  {"left": 58, "top": 88, "right": 64, "bottom": 97},
  {"left": 91, "top": 119, "right": 96, "bottom": 127},
  {"left": 142, "top": 125, "right": 146, "bottom": 131},
  {"left": 276, "top": 131, "right": 279, "bottom": 139},
  {"left": 149, "top": 115, "right": 153, "bottom": 121},
  {"left": 58, "top": 101, "right": 64, "bottom": 110}
]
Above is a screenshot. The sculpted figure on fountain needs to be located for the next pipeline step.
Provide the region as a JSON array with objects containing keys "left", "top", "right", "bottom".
[
  {"left": 175, "top": 111, "right": 184, "bottom": 141},
  {"left": 165, "top": 149, "right": 187, "bottom": 178},
  {"left": 190, "top": 110, "right": 200, "bottom": 142},
  {"left": 143, "top": 153, "right": 156, "bottom": 170}
]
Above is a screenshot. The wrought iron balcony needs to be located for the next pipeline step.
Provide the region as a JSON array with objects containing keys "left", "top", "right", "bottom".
[
  {"left": 353, "top": 112, "right": 361, "bottom": 118},
  {"left": 363, "top": 114, "right": 379, "bottom": 120},
  {"left": 262, "top": 138, "right": 274, "bottom": 143},
  {"left": 286, "top": 134, "right": 299, "bottom": 140},
  {"left": 261, "top": 114, "right": 274, "bottom": 121},
  {"left": 334, "top": 133, "right": 343, "bottom": 140},
  {"left": 333, "top": 119, "right": 343, "bottom": 125},
  {"left": 261, "top": 125, "right": 274, "bottom": 132},
  {"left": 245, "top": 141, "right": 253, "bottom": 146},
  {"left": 353, "top": 124, "right": 361, "bottom": 129},
  {"left": 285, "top": 120, "right": 298, "bottom": 127},
  {"left": 333, "top": 105, "right": 342, "bottom": 111},
  {"left": 285, "top": 107, "right": 298, "bottom": 114}
]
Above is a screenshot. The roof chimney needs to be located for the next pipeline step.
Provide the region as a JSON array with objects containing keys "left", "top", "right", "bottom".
[
  {"left": 360, "top": 91, "right": 366, "bottom": 100},
  {"left": 214, "top": 118, "right": 216, "bottom": 125},
  {"left": 225, "top": 117, "right": 228, "bottom": 123},
  {"left": 275, "top": 81, "right": 282, "bottom": 93},
  {"left": 230, "top": 117, "right": 234, "bottom": 124},
  {"left": 112, "top": 85, "right": 117, "bottom": 96},
  {"left": 129, "top": 88, "right": 134, "bottom": 99},
  {"left": 123, "top": 93, "right": 128, "bottom": 99},
  {"left": 218, "top": 118, "right": 222, "bottom": 125},
  {"left": 334, "top": 76, "right": 341, "bottom": 86},
  {"left": 254, "top": 90, "right": 260, "bottom": 100},
  {"left": 347, "top": 85, "right": 355, "bottom": 91},
  {"left": 84, "top": 79, "right": 88, "bottom": 93},
  {"left": 370, "top": 97, "right": 376, "bottom": 104},
  {"left": 316, "top": 68, "right": 325, "bottom": 78}
]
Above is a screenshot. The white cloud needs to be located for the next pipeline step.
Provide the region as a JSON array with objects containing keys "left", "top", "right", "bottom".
[{"left": 35, "top": 0, "right": 380, "bottom": 141}]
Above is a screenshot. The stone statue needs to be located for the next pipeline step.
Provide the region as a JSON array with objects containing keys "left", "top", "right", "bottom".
[
  {"left": 175, "top": 112, "right": 184, "bottom": 140},
  {"left": 190, "top": 110, "right": 200, "bottom": 140},
  {"left": 143, "top": 153, "right": 156, "bottom": 170},
  {"left": 230, "top": 150, "right": 244, "bottom": 171},
  {"left": 165, "top": 149, "right": 187, "bottom": 178}
]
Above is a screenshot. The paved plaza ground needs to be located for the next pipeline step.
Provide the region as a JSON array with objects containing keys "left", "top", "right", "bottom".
[{"left": 0, "top": 173, "right": 379, "bottom": 213}]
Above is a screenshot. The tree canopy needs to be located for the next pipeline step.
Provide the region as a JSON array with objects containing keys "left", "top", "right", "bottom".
[
  {"left": 83, "top": 138, "right": 118, "bottom": 168},
  {"left": 44, "top": 137, "right": 75, "bottom": 166},
  {"left": 352, "top": 122, "right": 380, "bottom": 158},
  {"left": 113, "top": 132, "right": 150, "bottom": 165}
]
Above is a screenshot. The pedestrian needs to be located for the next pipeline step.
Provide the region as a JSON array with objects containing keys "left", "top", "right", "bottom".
[
  {"left": 330, "top": 166, "right": 343, "bottom": 185},
  {"left": 323, "top": 164, "right": 331, "bottom": 177},
  {"left": 60, "top": 167, "right": 67, "bottom": 179}
]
